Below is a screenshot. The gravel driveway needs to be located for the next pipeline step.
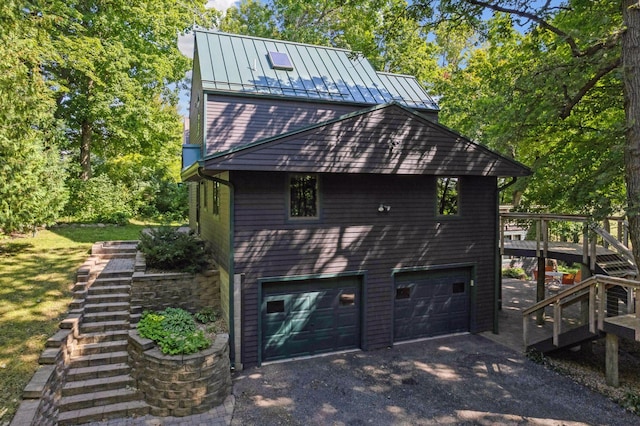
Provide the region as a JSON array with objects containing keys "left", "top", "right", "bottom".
[{"left": 230, "top": 334, "right": 637, "bottom": 425}]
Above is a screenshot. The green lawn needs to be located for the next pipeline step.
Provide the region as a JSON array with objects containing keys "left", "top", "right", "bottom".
[{"left": 0, "top": 222, "right": 155, "bottom": 424}]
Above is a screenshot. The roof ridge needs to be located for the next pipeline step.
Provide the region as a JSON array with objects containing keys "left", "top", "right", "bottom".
[{"left": 194, "top": 29, "right": 355, "bottom": 53}]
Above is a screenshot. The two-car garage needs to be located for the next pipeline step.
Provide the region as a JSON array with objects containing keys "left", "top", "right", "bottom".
[{"left": 260, "top": 267, "right": 472, "bottom": 363}]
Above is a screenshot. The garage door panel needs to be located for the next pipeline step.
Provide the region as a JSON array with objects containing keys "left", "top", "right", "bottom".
[
  {"left": 394, "top": 269, "right": 470, "bottom": 342},
  {"left": 262, "top": 276, "right": 361, "bottom": 362}
]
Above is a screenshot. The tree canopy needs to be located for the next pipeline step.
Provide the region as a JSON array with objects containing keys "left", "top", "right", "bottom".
[{"left": 0, "top": 1, "right": 215, "bottom": 232}]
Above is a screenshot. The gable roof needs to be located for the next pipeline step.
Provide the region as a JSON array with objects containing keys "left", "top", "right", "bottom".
[
  {"left": 194, "top": 31, "right": 438, "bottom": 111},
  {"left": 198, "top": 102, "right": 530, "bottom": 177}
]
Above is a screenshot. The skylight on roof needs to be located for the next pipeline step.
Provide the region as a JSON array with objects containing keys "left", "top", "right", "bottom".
[{"left": 268, "top": 51, "right": 294, "bottom": 70}]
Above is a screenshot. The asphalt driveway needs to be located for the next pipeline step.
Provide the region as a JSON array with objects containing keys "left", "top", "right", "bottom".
[{"left": 230, "top": 334, "right": 637, "bottom": 425}]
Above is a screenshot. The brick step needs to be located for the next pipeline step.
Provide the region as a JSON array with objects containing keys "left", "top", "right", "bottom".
[
  {"left": 57, "top": 400, "right": 150, "bottom": 425},
  {"left": 83, "top": 310, "right": 129, "bottom": 323},
  {"left": 80, "top": 320, "right": 129, "bottom": 334},
  {"left": 84, "top": 301, "right": 130, "bottom": 313},
  {"left": 72, "top": 340, "right": 127, "bottom": 357},
  {"left": 91, "top": 276, "right": 132, "bottom": 287},
  {"left": 62, "top": 374, "right": 134, "bottom": 397},
  {"left": 95, "top": 270, "right": 133, "bottom": 279},
  {"left": 87, "top": 285, "right": 130, "bottom": 296},
  {"left": 58, "top": 387, "right": 141, "bottom": 412},
  {"left": 67, "top": 362, "right": 131, "bottom": 381},
  {"left": 68, "top": 299, "right": 85, "bottom": 310},
  {"left": 85, "top": 293, "right": 130, "bottom": 304},
  {"left": 69, "top": 351, "right": 129, "bottom": 368},
  {"left": 76, "top": 329, "right": 129, "bottom": 345},
  {"left": 130, "top": 312, "right": 141, "bottom": 326}
]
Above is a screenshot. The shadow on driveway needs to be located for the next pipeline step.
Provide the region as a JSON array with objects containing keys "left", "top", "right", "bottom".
[{"left": 231, "top": 334, "right": 636, "bottom": 425}]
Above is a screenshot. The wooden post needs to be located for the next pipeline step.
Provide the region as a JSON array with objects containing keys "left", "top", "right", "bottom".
[
  {"left": 582, "top": 224, "right": 589, "bottom": 265},
  {"left": 536, "top": 256, "right": 546, "bottom": 325},
  {"left": 606, "top": 333, "right": 619, "bottom": 387}
]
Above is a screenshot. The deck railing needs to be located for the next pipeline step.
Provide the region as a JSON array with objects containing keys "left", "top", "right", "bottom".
[
  {"left": 500, "top": 213, "right": 633, "bottom": 272},
  {"left": 522, "top": 275, "right": 640, "bottom": 349}
]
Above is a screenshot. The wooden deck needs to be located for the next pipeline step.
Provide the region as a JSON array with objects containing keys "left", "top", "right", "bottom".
[{"left": 502, "top": 240, "right": 616, "bottom": 263}]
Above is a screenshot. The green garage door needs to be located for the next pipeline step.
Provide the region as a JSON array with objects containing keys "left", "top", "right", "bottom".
[
  {"left": 394, "top": 268, "right": 471, "bottom": 342},
  {"left": 261, "top": 276, "right": 361, "bottom": 362}
]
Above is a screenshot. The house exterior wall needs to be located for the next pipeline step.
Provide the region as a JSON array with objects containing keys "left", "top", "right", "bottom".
[
  {"left": 204, "top": 94, "right": 373, "bottom": 155},
  {"left": 196, "top": 172, "right": 233, "bottom": 327},
  {"left": 189, "top": 50, "right": 205, "bottom": 149},
  {"left": 230, "top": 170, "right": 498, "bottom": 367},
  {"left": 188, "top": 182, "right": 198, "bottom": 232}
]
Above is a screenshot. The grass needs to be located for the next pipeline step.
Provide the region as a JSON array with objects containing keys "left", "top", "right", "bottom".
[{"left": 0, "top": 221, "right": 164, "bottom": 424}]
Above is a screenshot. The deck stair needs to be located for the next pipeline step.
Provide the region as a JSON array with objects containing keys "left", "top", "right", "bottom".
[
  {"left": 57, "top": 245, "right": 150, "bottom": 425},
  {"left": 590, "top": 224, "right": 637, "bottom": 278},
  {"left": 523, "top": 275, "right": 640, "bottom": 356}
]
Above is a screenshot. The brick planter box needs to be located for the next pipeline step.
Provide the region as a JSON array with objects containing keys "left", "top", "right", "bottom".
[{"left": 128, "top": 330, "right": 232, "bottom": 417}]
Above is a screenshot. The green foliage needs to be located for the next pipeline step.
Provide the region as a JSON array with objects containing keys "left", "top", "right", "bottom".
[
  {"left": 96, "top": 154, "right": 187, "bottom": 222},
  {"left": 44, "top": 0, "right": 215, "bottom": 179},
  {"left": 194, "top": 307, "right": 218, "bottom": 324},
  {"left": 64, "top": 175, "right": 132, "bottom": 225},
  {"left": 137, "top": 308, "right": 211, "bottom": 355},
  {"left": 622, "top": 390, "right": 640, "bottom": 415},
  {"left": 0, "top": 4, "right": 69, "bottom": 234},
  {"left": 138, "top": 227, "right": 209, "bottom": 273},
  {"left": 502, "top": 267, "right": 527, "bottom": 279}
]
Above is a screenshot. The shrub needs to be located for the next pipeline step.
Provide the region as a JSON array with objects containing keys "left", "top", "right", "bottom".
[
  {"left": 137, "top": 308, "right": 211, "bottom": 355},
  {"left": 64, "top": 175, "right": 132, "bottom": 225},
  {"left": 194, "top": 307, "right": 218, "bottom": 324},
  {"left": 138, "top": 227, "right": 209, "bottom": 273},
  {"left": 502, "top": 267, "right": 527, "bottom": 279}
]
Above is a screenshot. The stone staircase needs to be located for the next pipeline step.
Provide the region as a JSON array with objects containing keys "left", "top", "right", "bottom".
[{"left": 57, "top": 243, "right": 150, "bottom": 425}]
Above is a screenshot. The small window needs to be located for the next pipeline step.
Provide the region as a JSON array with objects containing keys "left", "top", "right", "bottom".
[
  {"left": 289, "top": 174, "right": 318, "bottom": 218},
  {"left": 212, "top": 181, "right": 220, "bottom": 217},
  {"left": 268, "top": 51, "right": 294, "bottom": 70},
  {"left": 396, "top": 287, "right": 411, "bottom": 299},
  {"left": 266, "top": 300, "right": 285, "bottom": 314},
  {"left": 452, "top": 282, "right": 465, "bottom": 294},
  {"left": 437, "top": 177, "right": 459, "bottom": 215},
  {"left": 339, "top": 292, "right": 355, "bottom": 306}
]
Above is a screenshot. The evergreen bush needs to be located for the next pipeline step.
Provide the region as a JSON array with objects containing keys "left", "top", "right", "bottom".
[{"left": 138, "top": 227, "right": 209, "bottom": 273}]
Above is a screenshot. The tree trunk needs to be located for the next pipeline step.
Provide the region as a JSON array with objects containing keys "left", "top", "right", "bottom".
[
  {"left": 80, "top": 119, "right": 92, "bottom": 181},
  {"left": 623, "top": 1, "right": 640, "bottom": 267}
]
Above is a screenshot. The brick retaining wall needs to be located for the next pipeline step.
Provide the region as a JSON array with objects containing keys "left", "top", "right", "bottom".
[
  {"left": 131, "top": 253, "right": 221, "bottom": 313},
  {"left": 128, "top": 331, "right": 232, "bottom": 417}
]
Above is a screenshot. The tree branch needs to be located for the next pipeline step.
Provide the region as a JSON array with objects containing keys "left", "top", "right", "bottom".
[
  {"left": 464, "top": 0, "right": 621, "bottom": 58},
  {"left": 560, "top": 57, "right": 621, "bottom": 119}
]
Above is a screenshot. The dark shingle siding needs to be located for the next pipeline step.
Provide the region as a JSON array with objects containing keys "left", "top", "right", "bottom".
[
  {"left": 204, "top": 94, "right": 359, "bottom": 156},
  {"left": 207, "top": 105, "right": 529, "bottom": 177},
  {"left": 232, "top": 171, "right": 497, "bottom": 366}
]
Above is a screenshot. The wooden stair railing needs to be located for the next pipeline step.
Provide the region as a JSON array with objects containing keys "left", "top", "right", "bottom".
[{"left": 522, "top": 275, "right": 640, "bottom": 351}]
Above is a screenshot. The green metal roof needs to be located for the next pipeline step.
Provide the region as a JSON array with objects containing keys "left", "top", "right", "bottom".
[{"left": 194, "top": 30, "right": 439, "bottom": 110}]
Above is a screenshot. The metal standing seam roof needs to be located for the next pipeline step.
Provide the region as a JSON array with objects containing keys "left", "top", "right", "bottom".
[{"left": 195, "top": 30, "right": 439, "bottom": 111}]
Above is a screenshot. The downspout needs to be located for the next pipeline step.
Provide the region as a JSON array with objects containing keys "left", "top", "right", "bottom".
[
  {"left": 197, "top": 168, "right": 237, "bottom": 368},
  {"left": 494, "top": 177, "right": 517, "bottom": 334}
]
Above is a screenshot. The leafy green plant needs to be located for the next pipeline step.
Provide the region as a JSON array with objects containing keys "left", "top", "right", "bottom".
[
  {"left": 64, "top": 175, "right": 132, "bottom": 225},
  {"left": 194, "top": 307, "right": 218, "bottom": 324},
  {"left": 502, "top": 267, "right": 527, "bottom": 279},
  {"left": 622, "top": 391, "right": 640, "bottom": 414},
  {"left": 138, "top": 227, "right": 209, "bottom": 273},
  {"left": 137, "top": 308, "right": 211, "bottom": 355}
]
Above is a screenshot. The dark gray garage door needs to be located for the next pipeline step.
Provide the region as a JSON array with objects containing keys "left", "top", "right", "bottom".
[
  {"left": 394, "top": 268, "right": 471, "bottom": 342},
  {"left": 261, "top": 276, "right": 361, "bottom": 362}
]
